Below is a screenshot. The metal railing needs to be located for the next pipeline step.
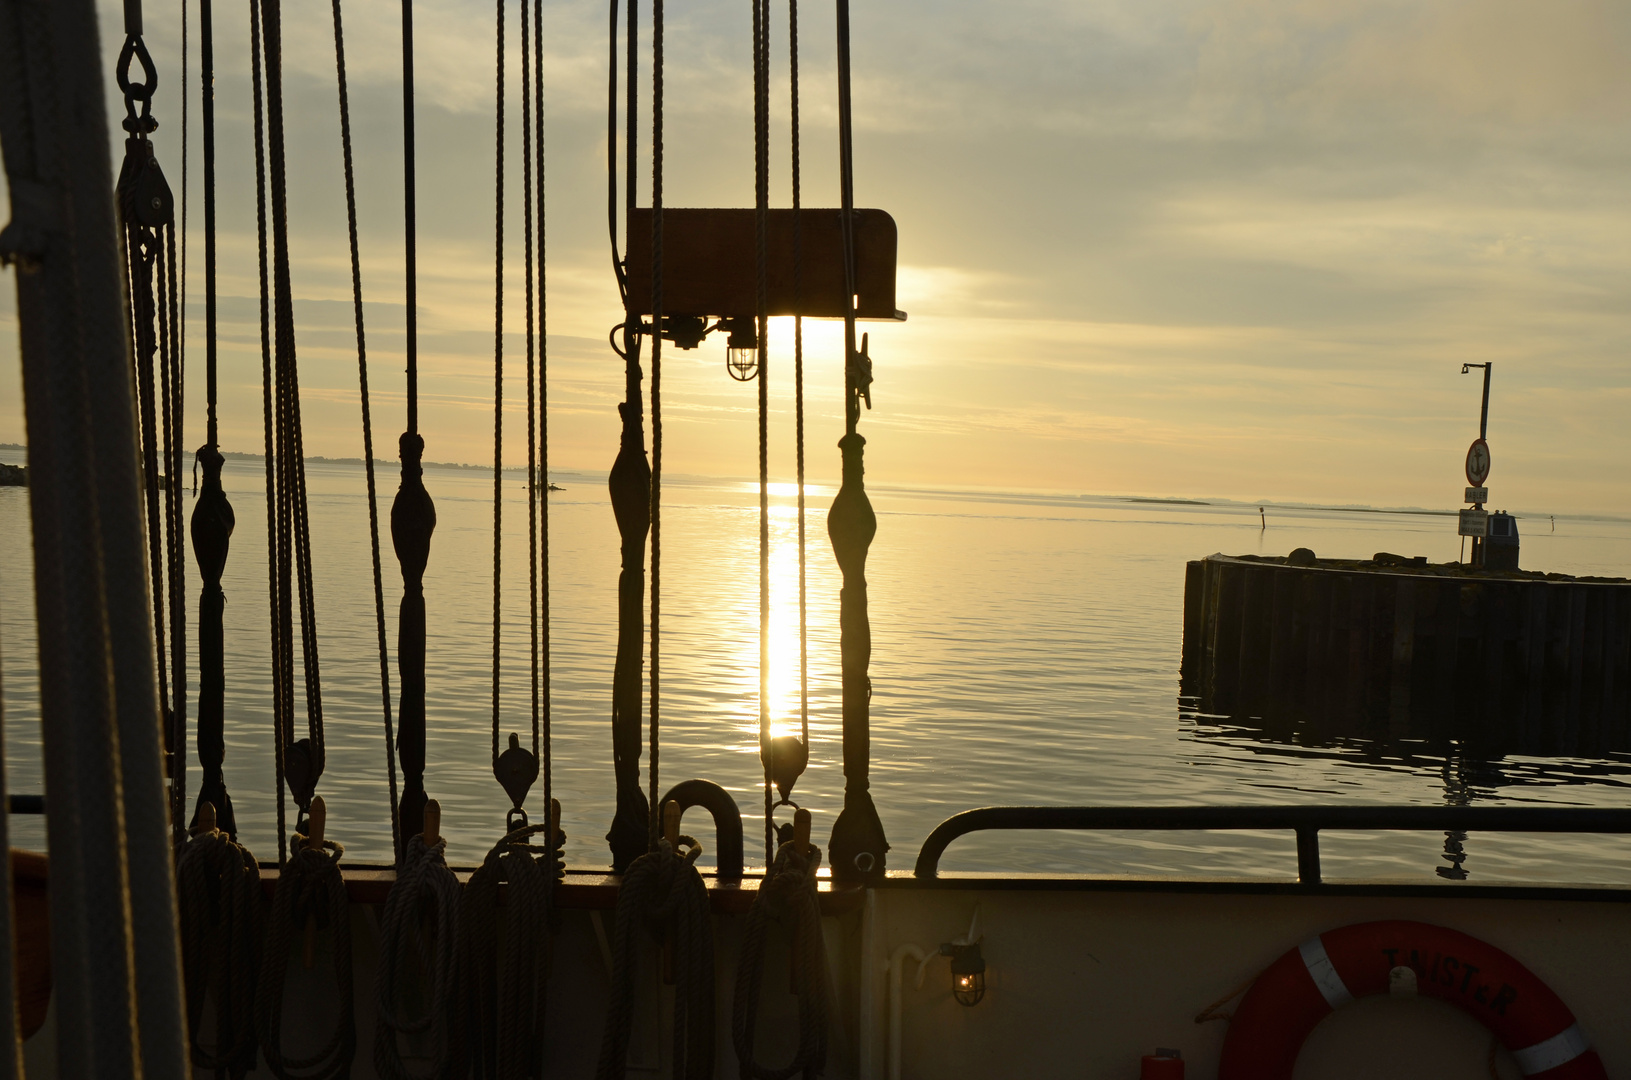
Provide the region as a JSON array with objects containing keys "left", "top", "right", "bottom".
[{"left": 913, "top": 805, "right": 1631, "bottom": 884}]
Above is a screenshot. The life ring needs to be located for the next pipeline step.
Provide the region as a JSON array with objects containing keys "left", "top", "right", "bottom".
[{"left": 1219, "top": 920, "right": 1605, "bottom": 1079}]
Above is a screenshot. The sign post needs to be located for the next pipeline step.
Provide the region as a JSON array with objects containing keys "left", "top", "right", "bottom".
[{"left": 1460, "top": 363, "right": 1493, "bottom": 567}]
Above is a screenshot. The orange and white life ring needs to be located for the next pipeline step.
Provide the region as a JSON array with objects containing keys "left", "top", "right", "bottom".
[{"left": 1219, "top": 920, "right": 1605, "bottom": 1079}]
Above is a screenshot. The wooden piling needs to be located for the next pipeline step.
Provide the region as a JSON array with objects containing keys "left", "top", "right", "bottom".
[{"left": 1181, "top": 554, "right": 1631, "bottom": 754}]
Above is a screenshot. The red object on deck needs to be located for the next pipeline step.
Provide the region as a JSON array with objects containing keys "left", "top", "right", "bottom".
[{"left": 1140, "top": 1050, "right": 1184, "bottom": 1079}]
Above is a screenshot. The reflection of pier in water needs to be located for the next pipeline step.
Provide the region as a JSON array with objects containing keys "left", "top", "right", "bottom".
[{"left": 1180, "top": 695, "right": 1631, "bottom": 880}]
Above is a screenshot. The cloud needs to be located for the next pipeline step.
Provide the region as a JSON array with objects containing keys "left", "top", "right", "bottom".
[{"left": 0, "top": 0, "right": 1626, "bottom": 513}]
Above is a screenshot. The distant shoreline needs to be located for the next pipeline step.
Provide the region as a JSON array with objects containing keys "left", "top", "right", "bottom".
[{"left": 0, "top": 443, "right": 1618, "bottom": 523}]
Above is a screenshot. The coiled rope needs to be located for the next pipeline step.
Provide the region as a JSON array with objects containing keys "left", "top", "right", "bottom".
[
  {"left": 374, "top": 812, "right": 463, "bottom": 1080},
  {"left": 178, "top": 803, "right": 262, "bottom": 1080},
  {"left": 731, "top": 817, "right": 828, "bottom": 1080},
  {"left": 256, "top": 801, "right": 355, "bottom": 1080},
  {"left": 595, "top": 813, "right": 714, "bottom": 1080},
  {"left": 462, "top": 819, "right": 558, "bottom": 1078}
]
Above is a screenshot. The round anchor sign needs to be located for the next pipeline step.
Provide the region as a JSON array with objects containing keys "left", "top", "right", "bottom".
[{"left": 1465, "top": 438, "right": 1491, "bottom": 486}]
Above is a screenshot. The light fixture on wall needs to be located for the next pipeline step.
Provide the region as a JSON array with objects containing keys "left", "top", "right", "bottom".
[
  {"left": 940, "top": 941, "right": 986, "bottom": 1006},
  {"left": 939, "top": 905, "right": 986, "bottom": 1006}
]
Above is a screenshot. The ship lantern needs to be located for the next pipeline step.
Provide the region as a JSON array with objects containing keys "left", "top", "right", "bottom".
[
  {"left": 723, "top": 316, "right": 758, "bottom": 381},
  {"left": 941, "top": 941, "right": 986, "bottom": 1006}
]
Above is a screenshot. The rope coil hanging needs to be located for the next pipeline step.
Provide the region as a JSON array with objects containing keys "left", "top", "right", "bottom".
[
  {"left": 178, "top": 804, "right": 263, "bottom": 1080},
  {"left": 115, "top": 0, "right": 188, "bottom": 847},
  {"left": 595, "top": 805, "right": 714, "bottom": 1080},
  {"left": 374, "top": 806, "right": 464, "bottom": 1080},
  {"left": 731, "top": 813, "right": 829, "bottom": 1080},
  {"left": 256, "top": 799, "right": 355, "bottom": 1080},
  {"left": 462, "top": 813, "right": 561, "bottom": 1079}
]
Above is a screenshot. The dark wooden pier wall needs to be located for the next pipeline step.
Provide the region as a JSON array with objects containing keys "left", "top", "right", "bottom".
[{"left": 1181, "top": 555, "right": 1631, "bottom": 755}]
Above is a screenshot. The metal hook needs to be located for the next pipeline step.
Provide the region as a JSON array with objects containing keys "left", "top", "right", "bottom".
[{"left": 115, "top": 37, "right": 159, "bottom": 135}]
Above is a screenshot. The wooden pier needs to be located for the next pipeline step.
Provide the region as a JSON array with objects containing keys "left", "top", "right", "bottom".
[{"left": 1181, "top": 553, "right": 1631, "bottom": 755}]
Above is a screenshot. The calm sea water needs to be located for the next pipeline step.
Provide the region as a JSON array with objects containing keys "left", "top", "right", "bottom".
[{"left": 3, "top": 451, "right": 1631, "bottom": 883}]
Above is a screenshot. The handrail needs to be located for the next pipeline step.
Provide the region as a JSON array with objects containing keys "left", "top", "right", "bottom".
[
  {"left": 659, "top": 778, "right": 745, "bottom": 883},
  {"left": 913, "top": 805, "right": 1631, "bottom": 884}
]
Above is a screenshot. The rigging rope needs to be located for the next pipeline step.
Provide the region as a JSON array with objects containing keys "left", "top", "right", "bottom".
[
  {"left": 825, "top": 0, "right": 888, "bottom": 885},
  {"left": 605, "top": 0, "right": 651, "bottom": 873},
  {"left": 190, "top": 0, "right": 241, "bottom": 839},
  {"left": 330, "top": 0, "right": 400, "bottom": 864},
  {"left": 648, "top": 0, "right": 665, "bottom": 852},
  {"left": 178, "top": 805, "right": 262, "bottom": 1080},
  {"left": 789, "top": 0, "right": 809, "bottom": 780},
  {"left": 252, "top": 5, "right": 354, "bottom": 1075},
  {"left": 256, "top": 805, "right": 355, "bottom": 1080},
  {"left": 394, "top": 0, "right": 437, "bottom": 849},
  {"left": 180, "top": 11, "right": 262, "bottom": 1073},
  {"left": 752, "top": 0, "right": 772, "bottom": 869},
  {"left": 461, "top": 13, "right": 557, "bottom": 1074},
  {"left": 115, "top": 0, "right": 188, "bottom": 846},
  {"left": 523, "top": 0, "right": 541, "bottom": 834},
  {"left": 491, "top": 0, "right": 507, "bottom": 820},
  {"left": 535, "top": 0, "right": 556, "bottom": 904},
  {"left": 731, "top": 830, "right": 829, "bottom": 1080},
  {"left": 247, "top": 0, "right": 286, "bottom": 866},
  {"left": 257, "top": 0, "right": 325, "bottom": 841},
  {"left": 374, "top": 824, "right": 464, "bottom": 1080}
]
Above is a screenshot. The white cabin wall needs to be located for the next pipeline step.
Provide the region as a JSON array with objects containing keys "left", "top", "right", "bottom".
[{"left": 862, "top": 887, "right": 1631, "bottom": 1080}]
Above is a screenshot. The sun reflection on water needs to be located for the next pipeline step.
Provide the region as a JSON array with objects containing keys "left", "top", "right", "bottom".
[{"left": 716, "top": 497, "right": 835, "bottom": 759}]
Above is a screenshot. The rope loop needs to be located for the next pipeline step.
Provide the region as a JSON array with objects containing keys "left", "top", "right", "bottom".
[
  {"left": 596, "top": 843, "right": 714, "bottom": 1080},
  {"left": 732, "top": 839, "right": 829, "bottom": 1080},
  {"left": 374, "top": 834, "right": 464, "bottom": 1079}
]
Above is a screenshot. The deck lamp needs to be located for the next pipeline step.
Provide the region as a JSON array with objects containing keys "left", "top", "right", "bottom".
[
  {"left": 723, "top": 316, "right": 759, "bottom": 381},
  {"left": 940, "top": 941, "right": 986, "bottom": 1006}
]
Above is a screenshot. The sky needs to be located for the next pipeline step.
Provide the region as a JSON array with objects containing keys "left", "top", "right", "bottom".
[{"left": 1, "top": 0, "right": 1628, "bottom": 512}]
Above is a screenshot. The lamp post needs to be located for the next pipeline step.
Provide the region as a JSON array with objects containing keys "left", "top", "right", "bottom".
[
  {"left": 1462, "top": 362, "right": 1492, "bottom": 441},
  {"left": 1460, "top": 363, "right": 1492, "bottom": 567}
]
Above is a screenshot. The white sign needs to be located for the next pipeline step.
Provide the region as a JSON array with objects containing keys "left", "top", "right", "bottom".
[
  {"left": 1459, "top": 508, "right": 1489, "bottom": 538},
  {"left": 1465, "top": 486, "right": 1488, "bottom": 505}
]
